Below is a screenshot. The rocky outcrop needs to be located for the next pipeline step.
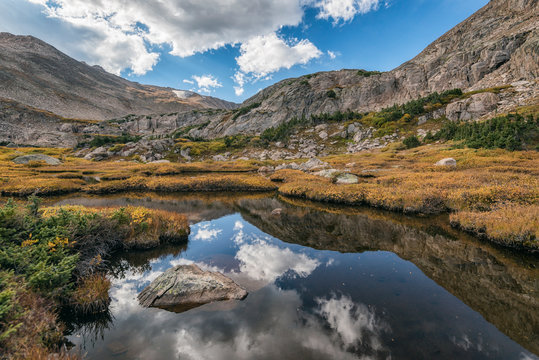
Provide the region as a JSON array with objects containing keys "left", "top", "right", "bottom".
[
  {"left": 138, "top": 264, "right": 248, "bottom": 311},
  {"left": 445, "top": 92, "right": 500, "bottom": 121},
  {"left": 12, "top": 154, "right": 61, "bottom": 165},
  {"left": 0, "top": 33, "right": 237, "bottom": 121},
  {"left": 180, "top": 0, "right": 538, "bottom": 139}
]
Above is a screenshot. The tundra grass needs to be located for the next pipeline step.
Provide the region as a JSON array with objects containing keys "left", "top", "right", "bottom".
[{"left": 0, "top": 144, "right": 537, "bottom": 250}]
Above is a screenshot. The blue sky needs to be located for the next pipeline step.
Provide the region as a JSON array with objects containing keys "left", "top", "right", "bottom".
[{"left": 0, "top": 0, "right": 488, "bottom": 103}]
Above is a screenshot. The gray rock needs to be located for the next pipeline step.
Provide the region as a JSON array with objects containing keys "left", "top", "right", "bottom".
[
  {"left": 313, "top": 169, "right": 340, "bottom": 178},
  {"left": 12, "top": 154, "right": 61, "bottom": 165},
  {"left": 435, "top": 158, "right": 457, "bottom": 166},
  {"left": 258, "top": 166, "right": 274, "bottom": 173},
  {"left": 275, "top": 162, "right": 300, "bottom": 171},
  {"left": 298, "top": 158, "right": 329, "bottom": 171},
  {"left": 335, "top": 173, "right": 359, "bottom": 184},
  {"left": 138, "top": 264, "right": 247, "bottom": 310},
  {"left": 318, "top": 131, "right": 328, "bottom": 140},
  {"left": 446, "top": 93, "right": 499, "bottom": 121},
  {"left": 148, "top": 160, "right": 170, "bottom": 164}
]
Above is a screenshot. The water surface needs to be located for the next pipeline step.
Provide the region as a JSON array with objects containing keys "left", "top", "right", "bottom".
[{"left": 52, "top": 194, "right": 538, "bottom": 360}]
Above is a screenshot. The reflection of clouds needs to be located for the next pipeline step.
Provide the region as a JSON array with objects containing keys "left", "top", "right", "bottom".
[
  {"left": 233, "top": 220, "right": 244, "bottom": 231},
  {"left": 235, "top": 239, "right": 320, "bottom": 283},
  {"left": 192, "top": 223, "right": 222, "bottom": 241},
  {"left": 316, "top": 295, "right": 389, "bottom": 352},
  {"left": 171, "top": 285, "right": 388, "bottom": 360},
  {"left": 168, "top": 257, "right": 226, "bottom": 274}
]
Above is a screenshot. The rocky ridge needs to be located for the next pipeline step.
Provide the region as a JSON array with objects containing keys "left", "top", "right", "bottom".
[{"left": 0, "top": 32, "right": 237, "bottom": 121}]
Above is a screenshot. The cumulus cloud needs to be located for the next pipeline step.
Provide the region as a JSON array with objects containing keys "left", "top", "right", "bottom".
[
  {"left": 185, "top": 74, "right": 223, "bottom": 94},
  {"left": 235, "top": 239, "right": 320, "bottom": 283},
  {"left": 316, "top": 0, "right": 381, "bottom": 24},
  {"left": 192, "top": 222, "right": 223, "bottom": 241},
  {"left": 316, "top": 294, "right": 389, "bottom": 350},
  {"left": 233, "top": 32, "right": 322, "bottom": 96},
  {"left": 25, "top": 0, "right": 305, "bottom": 75}
]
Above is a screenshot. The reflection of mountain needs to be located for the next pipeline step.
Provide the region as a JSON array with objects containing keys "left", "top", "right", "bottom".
[{"left": 236, "top": 197, "right": 539, "bottom": 355}]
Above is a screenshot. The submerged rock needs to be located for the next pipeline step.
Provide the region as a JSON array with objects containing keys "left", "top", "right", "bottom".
[
  {"left": 12, "top": 154, "right": 61, "bottom": 165},
  {"left": 138, "top": 264, "right": 247, "bottom": 310}
]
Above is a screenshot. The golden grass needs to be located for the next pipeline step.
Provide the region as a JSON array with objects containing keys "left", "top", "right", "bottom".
[
  {"left": 0, "top": 144, "right": 537, "bottom": 250},
  {"left": 41, "top": 205, "right": 191, "bottom": 249},
  {"left": 450, "top": 204, "right": 539, "bottom": 250},
  {"left": 71, "top": 273, "right": 111, "bottom": 314},
  {"left": 84, "top": 174, "right": 277, "bottom": 194}
]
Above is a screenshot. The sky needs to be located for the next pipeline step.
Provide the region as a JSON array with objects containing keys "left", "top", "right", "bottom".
[{"left": 0, "top": 0, "right": 489, "bottom": 103}]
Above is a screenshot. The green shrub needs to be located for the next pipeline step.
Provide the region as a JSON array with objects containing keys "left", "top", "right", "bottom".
[
  {"left": 431, "top": 114, "right": 539, "bottom": 150},
  {"left": 403, "top": 135, "right": 421, "bottom": 149},
  {"left": 326, "top": 90, "right": 337, "bottom": 99},
  {"left": 357, "top": 69, "right": 382, "bottom": 77},
  {"left": 261, "top": 116, "right": 308, "bottom": 142},
  {"left": 232, "top": 102, "right": 261, "bottom": 120}
]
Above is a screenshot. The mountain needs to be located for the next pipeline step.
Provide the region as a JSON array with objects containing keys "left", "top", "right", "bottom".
[
  {"left": 0, "top": 32, "right": 237, "bottom": 121},
  {"left": 184, "top": 0, "right": 538, "bottom": 138},
  {"left": 0, "top": 0, "right": 537, "bottom": 147}
]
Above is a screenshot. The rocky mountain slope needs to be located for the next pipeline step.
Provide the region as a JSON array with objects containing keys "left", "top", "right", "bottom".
[
  {"left": 0, "top": 32, "right": 237, "bottom": 121},
  {"left": 183, "top": 0, "right": 538, "bottom": 138}
]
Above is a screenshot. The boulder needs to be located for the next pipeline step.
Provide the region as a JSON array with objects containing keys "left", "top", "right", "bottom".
[
  {"left": 12, "top": 154, "right": 61, "bottom": 165},
  {"left": 313, "top": 169, "right": 340, "bottom": 178},
  {"left": 298, "top": 158, "right": 329, "bottom": 171},
  {"left": 258, "top": 166, "right": 275, "bottom": 174},
  {"left": 318, "top": 131, "right": 328, "bottom": 140},
  {"left": 335, "top": 173, "right": 359, "bottom": 184},
  {"left": 138, "top": 264, "right": 247, "bottom": 310},
  {"left": 435, "top": 158, "right": 457, "bottom": 166}
]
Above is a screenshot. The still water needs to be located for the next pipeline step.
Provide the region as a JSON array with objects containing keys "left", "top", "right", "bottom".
[{"left": 52, "top": 193, "right": 538, "bottom": 360}]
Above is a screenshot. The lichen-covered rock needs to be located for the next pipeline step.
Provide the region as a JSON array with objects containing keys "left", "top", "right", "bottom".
[
  {"left": 12, "top": 154, "right": 61, "bottom": 165},
  {"left": 335, "top": 173, "right": 359, "bottom": 184},
  {"left": 435, "top": 158, "right": 457, "bottom": 166},
  {"left": 138, "top": 264, "right": 247, "bottom": 310}
]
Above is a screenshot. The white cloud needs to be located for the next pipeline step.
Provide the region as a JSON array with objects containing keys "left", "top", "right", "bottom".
[
  {"left": 188, "top": 75, "right": 223, "bottom": 94},
  {"left": 316, "top": 294, "right": 389, "bottom": 350},
  {"left": 316, "top": 0, "right": 380, "bottom": 24},
  {"left": 328, "top": 50, "right": 337, "bottom": 59},
  {"left": 235, "top": 240, "right": 320, "bottom": 283},
  {"left": 192, "top": 222, "right": 223, "bottom": 241},
  {"left": 25, "top": 0, "right": 305, "bottom": 75},
  {"left": 183, "top": 79, "right": 195, "bottom": 85},
  {"left": 233, "top": 32, "right": 322, "bottom": 96}
]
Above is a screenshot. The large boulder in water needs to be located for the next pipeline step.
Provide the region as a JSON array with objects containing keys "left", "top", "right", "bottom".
[
  {"left": 12, "top": 154, "right": 61, "bottom": 165},
  {"left": 138, "top": 264, "right": 247, "bottom": 311}
]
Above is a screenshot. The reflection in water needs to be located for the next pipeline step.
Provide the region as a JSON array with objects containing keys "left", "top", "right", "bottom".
[{"left": 55, "top": 194, "right": 538, "bottom": 360}]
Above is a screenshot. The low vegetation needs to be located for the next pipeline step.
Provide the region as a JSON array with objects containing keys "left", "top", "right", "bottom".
[
  {"left": 357, "top": 69, "right": 383, "bottom": 77},
  {"left": 79, "top": 134, "right": 142, "bottom": 148},
  {"left": 426, "top": 113, "right": 539, "bottom": 150},
  {"left": 0, "top": 199, "right": 190, "bottom": 358},
  {"left": 450, "top": 204, "right": 538, "bottom": 251},
  {"left": 232, "top": 102, "right": 261, "bottom": 120}
]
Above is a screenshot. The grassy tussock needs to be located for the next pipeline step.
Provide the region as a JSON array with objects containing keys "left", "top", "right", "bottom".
[
  {"left": 85, "top": 174, "right": 277, "bottom": 194},
  {"left": 450, "top": 204, "right": 539, "bottom": 250},
  {"left": 71, "top": 274, "right": 111, "bottom": 315}
]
